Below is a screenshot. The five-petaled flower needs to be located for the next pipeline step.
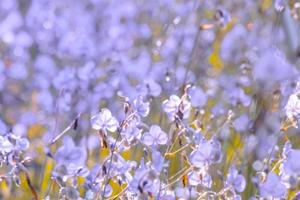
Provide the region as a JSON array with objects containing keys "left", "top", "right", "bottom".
[
  {"left": 142, "top": 125, "right": 168, "bottom": 146},
  {"left": 91, "top": 108, "right": 119, "bottom": 133}
]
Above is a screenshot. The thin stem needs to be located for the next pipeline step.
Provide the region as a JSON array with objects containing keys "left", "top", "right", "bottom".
[
  {"left": 107, "top": 186, "right": 128, "bottom": 200},
  {"left": 165, "top": 143, "right": 189, "bottom": 157},
  {"left": 162, "top": 166, "right": 192, "bottom": 190},
  {"left": 18, "top": 163, "right": 38, "bottom": 200},
  {"left": 48, "top": 113, "right": 81, "bottom": 146}
]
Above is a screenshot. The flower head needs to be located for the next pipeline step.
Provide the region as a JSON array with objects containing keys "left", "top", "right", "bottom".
[
  {"left": 54, "top": 136, "right": 86, "bottom": 166},
  {"left": 142, "top": 125, "right": 168, "bottom": 146},
  {"left": 225, "top": 166, "right": 246, "bottom": 193},
  {"left": 285, "top": 93, "right": 300, "bottom": 121},
  {"left": 259, "top": 173, "right": 287, "bottom": 199},
  {"left": 189, "top": 138, "right": 223, "bottom": 168},
  {"left": 91, "top": 108, "right": 119, "bottom": 132},
  {"left": 188, "top": 86, "right": 207, "bottom": 107},
  {"left": 162, "top": 95, "right": 191, "bottom": 121},
  {"left": 133, "top": 95, "right": 150, "bottom": 117},
  {"left": 282, "top": 149, "right": 300, "bottom": 176}
]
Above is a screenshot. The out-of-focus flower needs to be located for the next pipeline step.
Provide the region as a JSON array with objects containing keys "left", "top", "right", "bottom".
[
  {"left": 53, "top": 137, "right": 88, "bottom": 183},
  {"left": 91, "top": 108, "right": 119, "bottom": 132},
  {"left": 0, "top": 118, "right": 8, "bottom": 134},
  {"left": 215, "top": 8, "right": 231, "bottom": 26},
  {"left": 220, "top": 24, "right": 247, "bottom": 62},
  {"left": 60, "top": 187, "right": 80, "bottom": 199},
  {"left": 225, "top": 166, "right": 246, "bottom": 193},
  {"left": 253, "top": 50, "right": 295, "bottom": 87},
  {"left": 233, "top": 114, "right": 250, "bottom": 132},
  {"left": 15, "top": 137, "right": 29, "bottom": 151},
  {"left": 138, "top": 79, "right": 162, "bottom": 97},
  {"left": 292, "top": 191, "right": 300, "bottom": 200},
  {"left": 130, "top": 160, "right": 160, "bottom": 196},
  {"left": 151, "top": 150, "right": 168, "bottom": 173},
  {"left": 121, "top": 119, "right": 142, "bottom": 142},
  {"left": 34, "top": 54, "right": 57, "bottom": 78},
  {"left": 188, "top": 86, "right": 207, "bottom": 107},
  {"left": 54, "top": 136, "right": 86, "bottom": 166},
  {"left": 133, "top": 96, "right": 150, "bottom": 117},
  {"left": 259, "top": 173, "right": 287, "bottom": 199},
  {"left": 142, "top": 125, "right": 168, "bottom": 146},
  {"left": 189, "top": 138, "right": 223, "bottom": 168},
  {"left": 188, "top": 169, "right": 212, "bottom": 188},
  {"left": 158, "top": 189, "right": 175, "bottom": 200},
  {"left": 175, "top": 187, "right": 197, "bottom": 199},
  {"left": 0, "top": 134, "right": 29, "bottom": 154},
  {"left": 7, "top": 62, "right": 28, "bottom": 80},
  {"left": 274, "top": 0, "right": 285, "bottom": 12},
  {"left": 85, "top": 164, "right": 102, "bottom": 192},
  {"left": 282, "top": 149, "right": 300, "bottom": 176}
]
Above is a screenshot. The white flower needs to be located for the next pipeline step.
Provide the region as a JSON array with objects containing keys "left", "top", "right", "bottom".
[
  {"left": 91, "top": 108, "right": 118, "bottom": 132},
  {"left": 0, "top": 136, "right": 14, "bottom": 153}
]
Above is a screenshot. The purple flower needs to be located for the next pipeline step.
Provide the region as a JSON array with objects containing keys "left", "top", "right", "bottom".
[
  {"left": 138, "top": 79, "right": 162, "bottom": 97},
  {"left": 142, "top": 125, "right": 168, "bottom": 146},
  {"left": 225, "top": 166, "right": 246, "bottom": 193},
  {"left": 253, "top": 50, "right": 295, "bottom": 87},
  {"left": 233, "top": 114, "right": 250, "bottom": 132},
  {"left": 189, "top": 138, "right": 223, "bottom": 168},
  {"left": 282, "top": 149, "right": 300, "bottom": 176},
  {"left": 133, "top": 95, "right": 150, "bottom": 117},
  {"left": 175, "top": 187, "right": 197, "bottom": 199},
  {"left": 34, "top": 55, "right": 57, "bottom": 77},
  {"left": 259, "top": 173, "right": 287, "bottom": 199},
  {"left": 15, "top": 137, "right": 29, "bottom": 151},
  {"left": 0, "top": 118, "right": 8, "bottom": 134},
  {"left": 162, "top": 95, "right": 191, "bottom": 121},
  {"left": 220, "top": 24, "right": 247, "bottom": 62},
  {"left": 91, "top": 108, "right": 119, "bottom": 132},
  {"left": 0, "top": 134, "right": 29, "bottom": 153},
  {"left": 188, "top": 86, "right": 207, "bottom": 108},
  {"left": 54, "top": 136, "right": 86, "bottom": 166},
  {"left": 151, "top": 150, "right": 167, "bottom": 173},
  {"left": 121, "top": 119, "right": 142, "bottom": 142},
  {"left": 85, "top": 164, "right": 103, "bottom": 192},
  {"left": 188, "top": 169, "right": 212, "bottom": 188},
  {"left": 130, "top": 160, "right": 160, "bottom": 196},
  {"left": 60, "top": 187, "right": 80, "bottom": 199},
  {"left": 158, "top": 190, "right": 175, "bottom": 200}
]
